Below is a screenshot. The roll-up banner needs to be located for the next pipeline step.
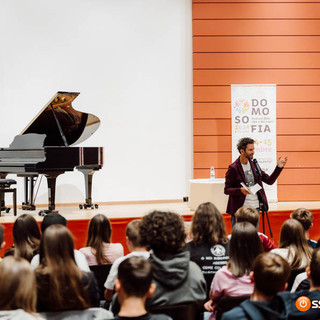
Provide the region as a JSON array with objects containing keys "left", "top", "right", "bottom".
[{"left": 231, "top": 84, "right": 277, "bottom": 202}]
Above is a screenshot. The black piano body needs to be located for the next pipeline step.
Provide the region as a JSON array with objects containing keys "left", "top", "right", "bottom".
[{"left": 0, "top": 91, "right": 103, "bottom": 211}]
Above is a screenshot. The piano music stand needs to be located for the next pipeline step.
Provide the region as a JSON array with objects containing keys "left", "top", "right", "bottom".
[{"left": 0, "top": 179, "right": 17, "bottom": 216}]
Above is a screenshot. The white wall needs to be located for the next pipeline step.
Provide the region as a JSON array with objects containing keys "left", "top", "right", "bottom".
[{"left": 0, "top": 0, "right": 193, "bottom": 205}]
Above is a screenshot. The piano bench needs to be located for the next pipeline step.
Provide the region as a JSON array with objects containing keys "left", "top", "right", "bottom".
[{"left": 0, "top": 179, "right": 17, "bottom": 216}]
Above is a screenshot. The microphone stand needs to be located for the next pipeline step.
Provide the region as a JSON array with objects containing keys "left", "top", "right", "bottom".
[
  {"left": 254, "top": 159, "right": 273, "bottom": 238},
  {"left": 259, "top": 198, "right": 273, "bottom": 238}
]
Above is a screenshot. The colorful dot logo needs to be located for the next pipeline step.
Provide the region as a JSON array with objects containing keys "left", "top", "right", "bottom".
[{"left": 296, "top": 296, "right": 311, "bottom": 312}]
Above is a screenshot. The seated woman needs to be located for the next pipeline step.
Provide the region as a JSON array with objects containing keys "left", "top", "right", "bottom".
[
  {"left": 187, "top": 202, "right": 229, "bottom": 298},
  {"left": 271, "top": 218, "right": 312, "bottom": 269},
  {"left": 204, "top": 222, "right": 263, "bottom": 320},
  {"left": 80, "top": 214, "right": 124, "bottom": 265},
  {"left": 35, "top": 224, "right": 100, "bottom": 312},
  {"left": 0, "top": 256, "right": 40, "bottom": 319},
  {"left": 7, "top": 214, "right": 41, "bottom": 262}
]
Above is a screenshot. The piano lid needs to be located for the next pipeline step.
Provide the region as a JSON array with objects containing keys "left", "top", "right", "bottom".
[{"left": 20, "top": 92, "right": 100, "bottom": 147}]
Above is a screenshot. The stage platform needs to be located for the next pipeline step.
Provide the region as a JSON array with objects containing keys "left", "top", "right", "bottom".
[{"left": 1, "top": 200, "right": 320, "bottom": 255}]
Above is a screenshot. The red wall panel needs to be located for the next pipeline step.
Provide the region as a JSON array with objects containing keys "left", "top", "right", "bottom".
[{"left": 193, "top": 0, "right": 320, "bottom": 201}]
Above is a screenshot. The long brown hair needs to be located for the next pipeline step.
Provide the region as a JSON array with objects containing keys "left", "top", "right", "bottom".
[
  {"left": 191, "top": 202, "right": 228, "bottom": 246},
  {"left": 13, "top": 214, "right": 41, "bottom": 262},
  {"left": 36, "top": 225, "right": 89, "bottom": 311},
  {"left": 86, "top": 214, "right": 112, "bottom": 264},
  {"left": 228, "top": 222, "right": 264, "bottom": 277},
  {"left": 279, "top": 219, "right": 312, "bottom": 269},
  {"left": 0, "top": 256, "right": 36, "bottom": 313}
]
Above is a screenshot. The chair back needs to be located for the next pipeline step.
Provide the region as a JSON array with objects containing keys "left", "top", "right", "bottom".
[
  {"left": 148, "top": 302, "right": 201, "bottom": 320},
  {"left": 215, "top": 295, "right": 250, "bottom": 320},
  {"left": 89, "top": 264, "right": 112, "bottom": 300},
  {"left": 41, "top": 307, "right": 113, "bottom": 320},
  {"left": 286, "top": 268, "right": 306, "bottom": 292}
]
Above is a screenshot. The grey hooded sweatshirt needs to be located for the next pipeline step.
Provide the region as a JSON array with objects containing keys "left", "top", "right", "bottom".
[{"left": 146, "top": 251, "right": 207, "bottom": 307}]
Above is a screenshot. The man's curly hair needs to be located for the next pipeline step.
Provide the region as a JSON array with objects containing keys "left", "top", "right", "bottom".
[
  {"left": 237, "top": 137, "right": 254, "bottom": 153},
  {"left": 140, "top": 211, "right": 186, "bottom": 255}
]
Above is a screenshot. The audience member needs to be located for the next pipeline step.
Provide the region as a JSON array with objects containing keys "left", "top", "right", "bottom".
[
  {"left": 187, "top": 202, "right": 229, "bottom": 298},
  {"left": 291, "top": 272, "right": 310, "bottom": 293},
  {"left": 291, "top": 208, "right": 317, "bottom": 248},
  {"left": 291, "top": 238, "right": 320, "bottom": 292},
  {"left": 110, "top": 256, "right": 172, "bottom": 320},
  {"left": 234, "top": 206, "right": 276, "bottom": 251},
  {"left": 139, "top": 211, "right": 206, "bottom": 307},
  {"left": 277, "top": 247, "right": 320, "bottom": 319},
  {"left": 0, "top": 256, "right": 40, "bottom": 319},
  {"left": 35, "top": 224, "right": 99, "bottom": 312},
  {"left": 222, "top": 252, "right": 290, "bottom": 320},
  {"left": 204, "top": 222, "right": 264, "bottom": 320},
  {"left": 104, "top": 219, "right": 149, "bottom": 301},
  {"left": 271, "top": 219, "right": 312, "bottom": 269},
  {"left": 80, "top": 214, "right": 124, "bottom": 266},
  {"left": 31, "top": 212, "right": 90, "bottom": 271},
  {"left": 8, "top": 214, "right": 41, "bottom": 262},
  {"left": 40, "top": 211, "right": 67, "bottom": 232}
]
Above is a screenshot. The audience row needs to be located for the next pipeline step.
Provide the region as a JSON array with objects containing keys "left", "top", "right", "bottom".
[{"left": 0, "top": 203, "right": 319, "bottom": 320}]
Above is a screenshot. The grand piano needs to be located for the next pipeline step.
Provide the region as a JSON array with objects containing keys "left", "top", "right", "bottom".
[{"left": 0, "top": 91, "right": 103, "bottom": 211}]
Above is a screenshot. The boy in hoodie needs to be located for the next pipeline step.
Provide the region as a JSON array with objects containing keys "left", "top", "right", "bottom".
[
  {"left": 139, "top": 210, "right": 207, "bottom": 308},
  {"left": 222, "top": 252, "right": 290, "bottom": 320}
]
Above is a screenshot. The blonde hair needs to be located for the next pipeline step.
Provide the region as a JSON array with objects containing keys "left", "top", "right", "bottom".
[
  {"left": 126, "top": 219, "right": 142, "bottom": 247},
  {"left": 0, "top": 256, "right": 36, "bottom": 313}
]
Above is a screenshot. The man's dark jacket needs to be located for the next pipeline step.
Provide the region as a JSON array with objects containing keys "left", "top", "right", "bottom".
[{"left": 224, "top": 157, "right": 283, "bottom": 216}]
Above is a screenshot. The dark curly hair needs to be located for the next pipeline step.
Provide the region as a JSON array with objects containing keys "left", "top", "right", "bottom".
[
  {"left": 237, "top": 137, "right": 254, "bottom": 153},
  {"left": 191, "top": 202, "right": 228, "bottom": 246},
  {"left": 140, "top": 211, "right": 186, "bottom": 255}
]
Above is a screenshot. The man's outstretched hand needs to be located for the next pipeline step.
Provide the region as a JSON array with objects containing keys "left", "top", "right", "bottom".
[{"left": 277, "top": 156, "right": 288, "bottom": 168}]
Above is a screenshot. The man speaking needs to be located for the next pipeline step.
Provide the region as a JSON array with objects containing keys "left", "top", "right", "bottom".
[{"left": 225, "top": 137, "right": 287, "bottom": 226}]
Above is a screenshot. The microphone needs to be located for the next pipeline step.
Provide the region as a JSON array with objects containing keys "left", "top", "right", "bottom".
[{"left": 253, "top": 159, "right": 262, "bottom": 176}]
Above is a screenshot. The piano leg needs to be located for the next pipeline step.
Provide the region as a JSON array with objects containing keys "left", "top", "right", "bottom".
[
  {"left": 77, "top": 167, "right": 98, "bottom": 209},
  {"left": 20, "top": 175, "right": 38, "bottom": 210},
  {"left": 44, "top": 172, "right": 64, "bottom": 211}
]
